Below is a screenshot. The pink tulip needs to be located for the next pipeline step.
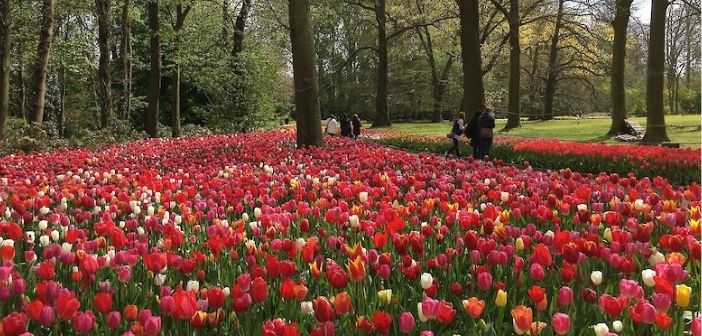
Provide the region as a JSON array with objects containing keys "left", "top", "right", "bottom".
[
  {"left": 143, "top": 316, "right": 162, "bottom": 336},
  {"left": 651, "top": 293, "right": 672, "bottom": 312},
  {"left": 529, "top": 263, "right": 545, "bottom": 281},
  {"left": 117, "top": 267, "right": 131, "bottom": 283},
  {"left": 619, "top": 279, "right": 643, "bottom": 299},
  {"left": 72, "top": 311, "right": 95, "bottom": 335},
  {"left": 420, "top": 331, "right": 434, "bottom": 336},
  {"left": 477, "top": 272, "right": 492, "bottom": 291},
  {"left": 159, "top": 296, "right": 175, "bottom": 316},
  {"left": 399, "top": 312, "right": 415, "bottom": 334},
  {"left": 38, "top": 306, "right": 55, "bottom": 327},
  {"left": 691, "top": 317, "right": 701, "bottom": 336},
  {"left": 106, "top": 311, "right": 121, "bottom": 329},
  {"left": 557, "top": 286, "right": 573, "bottom": 307},
  {"left": 421, "top": 298, "right": 439, "bottom": 320},
  {"left": 551, "top": 313, "right": 571, "bottom": 335}
]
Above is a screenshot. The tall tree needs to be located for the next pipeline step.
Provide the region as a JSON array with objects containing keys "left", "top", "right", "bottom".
[
  {"left": 96, "top": 0, "right": 112, "bottom": 128},
  {"left": 231, "top": 0, "right": 251, "bottom": 68},
  {"left": 373, "top": 0, "right": 389, "bottom": 127},
  {"left": 490, "top": 0, "right": 523, "bottom": 129},
  {"left": 288, "top": 0, "right": 323, "bottom": 147},
  {"left": 145, "top": 0, "right": 160, "bottom": 138},
  {"left": 642, "top": 0, "right": 670, "bottom": 143},
  {"left": 607, "top": 0, "right": 633, "bottom": 135},
  {"left": 415, "top": 1, "right": 454, "bottom": 123},
  {"left": 0, "top": 0, "right": 10, "bottom": 138},
  {"left": 29, "top": 0, "right": 54, "bottom": 125},
  {"left": 170, "top": 3, "right": 191, "bottom": 137},
  {"left": 120, "top": 0, "right": 131, "bottom": 120},
  {"left": 457, "top": 0, "right": 485, "bottom": 120},
  {"left": 541, "top": 0, "right": 565, "bottom": 121}
]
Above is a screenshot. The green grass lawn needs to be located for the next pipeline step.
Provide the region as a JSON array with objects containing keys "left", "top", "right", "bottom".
[{"left": 379, "top": 114, "right": 701, "bottom": 147}]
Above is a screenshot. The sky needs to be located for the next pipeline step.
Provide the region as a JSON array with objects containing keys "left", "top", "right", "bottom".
[{"left": 633, "top": 0, "right": 652, "bottom": 24}]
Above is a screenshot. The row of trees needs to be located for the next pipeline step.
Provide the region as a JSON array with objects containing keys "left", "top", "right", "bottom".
[{"left": 0, "top": 0, "right": 699, "bottom": 145}]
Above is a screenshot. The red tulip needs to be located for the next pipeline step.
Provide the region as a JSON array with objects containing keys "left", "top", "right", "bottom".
[
  {"left": 332, "top": 292, "right": 352, "bottom": 315},
  {"left": 1, "top": 312, "right": 28, "bottom": 336},
  {"left": 93, "top": 292, "right": 113, "bottom": 314},
  {"left": 312, "top": 296, "right": 334, "bottom": 323},
  {"left": 55, "top": 290, "right": 81, "bottom": 321},
  {"left": 436, "top": 300, "right": 456, "bottom": 324},
  {"left": 207, "top": 287, "right": 226, "bottom": 309},
  {"left": 372, "top": 310, "right": 392, "bottom": 334},
  {"left": 172, "top": 289, "right": 197, "bottom": 320},
  {"left": 251, "top": 277, "right": 269, "bottom": 303}
]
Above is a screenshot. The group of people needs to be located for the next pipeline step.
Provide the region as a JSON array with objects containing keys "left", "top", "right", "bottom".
[
  {"left": 446, "top": 106, "right": 495, "bottom": 159},
  {"left": 325, "top": 114, "right": 362, "bottom": 139}
]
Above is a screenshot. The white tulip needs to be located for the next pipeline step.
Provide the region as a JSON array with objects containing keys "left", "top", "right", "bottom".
[
  {"left": 593, "top": 323, "right": 609, "bottom": 336},
  {"left": 50, "top": 230, "right": 60, "bottom": 241},
  {"left": 612, "top": 320, "right": 623, "bottom": 332},
  {"left": 349, "top": 215, "right": 359, "bottom": 228},
  {"left": 590, "top": 271, "right": 603, "bottom": 286},
  {"left": 301, "top": 301, "right": 314, "bottom": 315},
  {"left": 38, "top": 220, "right": 48, "bottom": 230},
  {"left": 641, "top": 269, "right": 657, "bottom": 287},
  {"left": 39, "top": 235, "right": 50, "bottom": 247},
  {"left": 254, "top": 207, "right": 262, "bottom": 219},
  {"left": 186, "top": 280, "right": 200, "bottom": 292},
  {"left": 648, "top": 251, "right": 665, "bottom": 266},
  {"left": 154, "top": 273, "right": 166, "bottom": 286},
  {"left": 420, "top": 273, "right": 433, "bottom": 289},
  {"left": 417, "top": 302, "right": 429, "bottom": 322},
  {"left": 359, "top": 192, "right": 368, "bottom": 203}
]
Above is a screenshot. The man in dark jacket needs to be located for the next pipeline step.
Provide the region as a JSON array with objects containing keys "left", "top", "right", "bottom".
[
  {"left": 352, "top": 114, "right": 362, "bottom": 139},
  {"left": 465, "top": 111, "right": 481, "bottom": 159},
  {"left": 477, "top": 107, "right": 496, "bottom": 159}
]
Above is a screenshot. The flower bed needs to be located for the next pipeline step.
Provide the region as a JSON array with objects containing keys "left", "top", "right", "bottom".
[
  {"left": 365, "top": 130, "right": 701, "bottom": 186},
  {"left": 0, "top": 130, "right": 699, "bottom": 335}
]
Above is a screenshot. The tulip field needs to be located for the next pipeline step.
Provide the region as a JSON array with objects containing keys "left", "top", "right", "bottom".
[{"left": 0, "top": 129, "right": 700, "bottom": 336}]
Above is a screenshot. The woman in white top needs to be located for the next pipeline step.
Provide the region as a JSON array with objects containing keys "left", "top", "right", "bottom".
[
  {"left": 446, "top": 112, "right": 465, "bottom": 157},
  {"left": 325, "top": 116, "right": 339, "bottom": 135}
]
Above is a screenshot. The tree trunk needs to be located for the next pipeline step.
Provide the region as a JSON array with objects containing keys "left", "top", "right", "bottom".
[
  {"left": 642, "top": 0, "right": 670, "bottom": 144},
  {"left": 416, "top": 24, "right": 442, "bottom": 123},
  {"left": 221, "top": 0, "right": 229, "bottom": 40},
  {"left": 457, "top": 0, "right": 485, "bottom": 121},
  {"left": 372, "top": 0, "right": 390, "bottom": 127},
  {"left": 608, "top": 0, "right": 633, "bottom": 135},
  {"left": 0, "top": 0, "right": 10, "bottom": 139},
  {"left": 542, "top": 0, "right": 564, "bottom": 121},
  {"left": 436, "top": 56, "right": 453, "bottom": 121},
  {"left": 19, "top": 61, "right": 25, "bottom": 120},
  {"left": 528, "top": 44, "right": 541, "bottom": 120},
  {"left": 145, "top": 0, "right": 160, "bottom": 138},
  {"left": 288, "top": 0, "right": 323, "bottom": 147},
  {"left": 58, "top": 63, "right": 65, "bottom": 137},
  {"left": 29, "top": 0, "right": 54, "bottom": 125},
  {"left": 231, "top": 0, "right": 250, "bottom": 68},
  {"left": 120, "top": 0, "right": 131, "bottom": 120},
  {"left": 96, "top": 0, "right": 112, "bottom": 129},
  {"left": 171, "top": 4, "right": 189, "bottom": 138},
  {"left": 504, "top": 0, "right": 521, "bottom": 129}
]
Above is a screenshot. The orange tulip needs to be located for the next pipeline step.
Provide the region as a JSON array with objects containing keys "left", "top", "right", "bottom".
[
  {"left": 344, "top": 243, "right": 363, "bottom": 259},
  {"left": 309, "top": 261, "right": 323, "bottom": 279},
  {"left": 511, "top": 305, "right": 533, "bottom": 334},
  {"left": 667, "top": 252, "right": 686, "bottom": 265},
  {"left": 124, "top": 305, "right": 138, "bottom": 321},
  {"left": 332, "top": 292, "right": 352, "bottom": 315},
  {"left": 462, "top": 297, "right": 485, "bottom": 319},
  {"left": 347, "top": 256, "right": 366, "bottom": 281}
]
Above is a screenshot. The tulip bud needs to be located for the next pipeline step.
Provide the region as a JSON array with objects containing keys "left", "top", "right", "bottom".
[
  {"left": 590, "top": 271, "right": 603, "bottom": 286},
  {"left": 612, "top": 320, "right": 623, "bottom": 332},
  {"left": 495, "top": 289, "right": 507, "bottom": 307},
  {"left": 676, "top": 284, "right": 691, "bottom": 308},
  {"left": 420, "top": 273, "right": 433, "bottom": 290},
  {"left": 399, "top": 312, "right": 414, "bottom": 334},
  {"left": 377, "top": 289, "right": 392, "bottom": 305},
  {"left": 593, "top": 323, "right": 609, "bottom": 336}
]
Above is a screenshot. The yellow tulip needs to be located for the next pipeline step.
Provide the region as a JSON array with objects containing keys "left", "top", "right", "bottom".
[
  {"left": 377, "top": 289, "right": 392, "bottom": 305},
  {"left": 495, "top": 289, "right": 507, "bottom": 307},
  {"left": 515, "top": 238, "right": 524, "bottom": 251},
  {"left": 676, "top": 284, "right": 692, "bottom": 308}
]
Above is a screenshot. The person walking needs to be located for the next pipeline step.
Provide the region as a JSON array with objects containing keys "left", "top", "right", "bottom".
[
  {"left": 445, "top": 112, "right": 465, "bottom": 157},
  {"left": 466, "top": 111, "right": 480, "bottom": 159},
  {"left": 325, "top": 115, "right": 339, "bottom": 136},
  {"left": 352, "top": 114, "right": 362, "bottom": 139},
  {"left": 477, "top": 107, "right": 496, "bottom": 159},
  {"left": 340, "top": 114, "right": 351, "bottom": 137}
]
